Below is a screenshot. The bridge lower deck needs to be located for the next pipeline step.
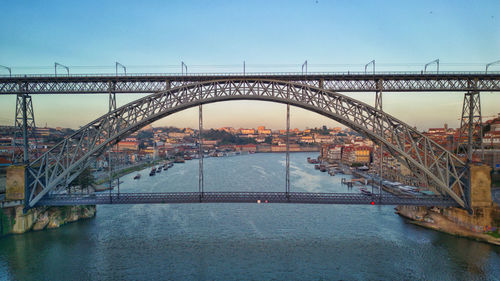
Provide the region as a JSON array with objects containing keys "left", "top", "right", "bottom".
[{"left": 36, "top": 192, "right": 459, "bottom": 207}]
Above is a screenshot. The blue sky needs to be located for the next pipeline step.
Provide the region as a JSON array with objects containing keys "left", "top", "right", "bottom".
[{"left": 1, "top": 0, "right": 499, "bottom": 129}]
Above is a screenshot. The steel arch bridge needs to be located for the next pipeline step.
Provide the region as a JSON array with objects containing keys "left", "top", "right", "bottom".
[{"left": 25, "top": 78, "right": 468, "bottom": 209}]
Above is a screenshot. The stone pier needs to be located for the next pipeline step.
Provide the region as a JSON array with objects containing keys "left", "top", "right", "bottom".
[{"left": 397, "top": 165, "right": 500, "bottom": 245}]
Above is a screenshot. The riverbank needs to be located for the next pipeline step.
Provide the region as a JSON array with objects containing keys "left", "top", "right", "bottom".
[
  {"left": 396, "top": 205, "right": 500, "bottom": 246},
  {"left": 93, "top": 160, "right": 165, "bottom": 190},
  {"left": 1, "top": 205, "right": 96, "bottom": 237}
]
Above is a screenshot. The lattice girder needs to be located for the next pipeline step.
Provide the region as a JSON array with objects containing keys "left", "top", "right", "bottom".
[{"left": 2, "top": 74, "right": 500, "bottom": 94}]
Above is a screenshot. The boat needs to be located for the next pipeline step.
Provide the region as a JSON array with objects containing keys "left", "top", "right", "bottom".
[
  {"left": 184, "top": 155, "right": 193, "bottom": 160},
  {"left": 307, "top": 157, "right": 320, "bottom": 164},
  {"left": 320, "top": 166, "right": 327, "bottom": 172},
  {"left": 149, "top": 167, "right": 156, "bottom": 176},
  {"left": 314, "top": 164, "right": 320, "bottom": 170},
  {"left": 174, "top": 156, "right": 185, "bottom": 163},
  {"left": 133, "top": 173, "right": 141, "bottom": 180},
  {"left": 360, "top": 187, "right": 372, "bottom": 196},
  {"left": 156, "top": 166, "right": 162, "bottom": 173}
]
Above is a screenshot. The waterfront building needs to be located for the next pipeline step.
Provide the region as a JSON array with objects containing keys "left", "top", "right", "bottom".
[
  {"left": 118, "top": 138, "right": 139, "bottom": 151},
  {"left": 327, "top": 145, "right": 342, "bottom": 161},
  {"left": 354, "top": 146, "right": 372, "bottom": 164},
  {"left": 236, "top": 144, "right": 257, "bottom": 153},
  {"left": 240, "top": 128, "right": 256, "bottom": 135}
]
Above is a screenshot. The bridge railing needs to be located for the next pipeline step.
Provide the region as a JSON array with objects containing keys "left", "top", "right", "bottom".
[
  {"left": 36, "top": 192, "right": 460, "bottom": 207},
  {"left": 1, "top": 71, "right": 500, "bottom": 78}
]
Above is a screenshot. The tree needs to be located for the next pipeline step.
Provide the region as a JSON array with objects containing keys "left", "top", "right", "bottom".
[{"left": 70, "top": 167, "right": 95, "bottom": 193}]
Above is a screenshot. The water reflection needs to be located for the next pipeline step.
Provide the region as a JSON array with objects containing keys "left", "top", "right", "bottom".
[{"left": 1, "top": 153, "right": 499, "bottom": 280}]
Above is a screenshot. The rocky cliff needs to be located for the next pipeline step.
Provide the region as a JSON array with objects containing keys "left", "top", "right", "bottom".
[{"left": 1, "top": 205, "right": 96, "bottom": 237}]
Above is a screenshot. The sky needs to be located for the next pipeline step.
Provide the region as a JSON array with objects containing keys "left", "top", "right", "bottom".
[{"left": 0, "top": 0, "right": 499, "bottom": 130}]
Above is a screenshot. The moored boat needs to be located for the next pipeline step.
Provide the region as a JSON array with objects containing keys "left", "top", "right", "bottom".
[
  {"left": 307, "top": 157, "right": 320, "bottom": 164},
  {"left": 174, "top": 156, "right": 185, "bottom": 163},
  {"left": 360, "top": 187, "right": 372, "bottom": 195},
  {"left": 133, "top": 173, "right": 141, "bottom": 180}
]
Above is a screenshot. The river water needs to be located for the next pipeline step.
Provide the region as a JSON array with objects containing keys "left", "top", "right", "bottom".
[{"left": 1, "top": 152, "right": 499, "bottom": 280}]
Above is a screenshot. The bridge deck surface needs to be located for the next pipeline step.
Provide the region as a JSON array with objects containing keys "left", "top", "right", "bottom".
[{"left": 36, "top": 192, "right": 459, "bottom": 207}]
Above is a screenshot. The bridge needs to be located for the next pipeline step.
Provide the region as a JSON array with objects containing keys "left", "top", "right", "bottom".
[
  {"left": 36, "top": 192, "right": 459, "bottom": 207},
  {"left": 1, "top": 72, "right": 500, "bottom": 94},
  {"left": 1, "top": 70, "right": 499, "bottom": 212}
]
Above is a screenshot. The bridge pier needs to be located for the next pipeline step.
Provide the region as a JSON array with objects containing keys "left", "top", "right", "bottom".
[
  {"left": 198, "top": 103, "right": 204, "bottom": 201},
  {"left": 13, "top": 93, "right": 37, "bottom": 164},
  {"left": 375, "top": 80, "right": 383, "bottom": 200},
  {"left": 396, "top": 164, "right": 499, "bottom": 245},
  {"left": 285, "top": 103, "right": 290, "bottom": 199},
  {"left": 457, "top": 90, "right": 483, "bottom": 161}
]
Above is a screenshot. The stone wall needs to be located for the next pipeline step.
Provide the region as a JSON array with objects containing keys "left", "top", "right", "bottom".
[
  {"left": 470, "top": 165, "right": 493, "bottom": 207},
  {"left": 0, "top": 205, "right": 96, "bottom": 237},
  {"left": 442, "top": 206, "right": 498, "bottom": 233}
]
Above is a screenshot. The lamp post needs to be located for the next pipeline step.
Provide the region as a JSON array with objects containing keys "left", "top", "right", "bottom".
[
  {"left": 485, "top": 60, "right": 500, "bottom": 74},
  {"left": 0, "top": 65, "right": 11, "bottom": 77},
  {"left": 424, "top": 59, "right": 439, "bottom": 74},
  {"left": 54, "top": 62, "right": 69, "bottom": 76},
  {"left": 301, "top": 60, "right": 308, "bottom": 74},
  {"left": 181, "top": 61, "right": 188, "bottom": 75},
  {"left": 115, "top": 62, "right": 126, "bottom": 75},
  {"left": 365, "top": 60, "right": 375, "bottom": 74}
]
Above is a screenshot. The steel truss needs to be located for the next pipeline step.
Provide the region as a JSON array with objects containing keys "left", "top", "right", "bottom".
[
  {"left": 1, "top": 73, "right": 500, "bottom": 94},
  {"left": 457, "top": 91, "right": 483, "bottom": 160},
  {"left": 36, "top": 192, "right": 459, "bottom": 207},
  {"left": 25, "top": 79, "right": 468, "bottom": 209},
  {"left": 13, "top": 94, "right": 37, "bottom": 163}
]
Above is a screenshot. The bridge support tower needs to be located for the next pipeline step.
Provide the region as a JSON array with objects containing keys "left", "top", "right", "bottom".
[
  {"left": 285, "top": 103, "right": 290, "bottom": 199},
  {"left": 457, "top": 91, "right": 483, "bottom": 161},
  {"left": 375, "top": 79, "right": 383, "bottom": 200},
  {"left": 456, "top": 90, "right": 483, "bottom": 212},
  {"left": 199, "top": 104, "right": 204, "bottom": 201},
  {"left": 13, "top": 94, "right": 37, "bottom": 164},
  {"left": 108, "top": 83, "right": 118, "bottom": 198}
]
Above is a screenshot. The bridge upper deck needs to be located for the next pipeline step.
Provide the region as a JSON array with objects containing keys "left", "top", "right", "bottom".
[{"left": 1, "top": 72, "right": 500, "bottom": 93}]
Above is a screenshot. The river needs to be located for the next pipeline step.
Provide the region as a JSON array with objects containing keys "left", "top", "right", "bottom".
[{"left": 1, "top": 152, "right": 499, "bottom": 280}]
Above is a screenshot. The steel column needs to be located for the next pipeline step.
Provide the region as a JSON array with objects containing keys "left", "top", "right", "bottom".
[
  {"left": 199, "top": 104, "right": 204, "bottom": 201},
  {"left": 109, "top": 92, "right": 116, "bottom": 112},
  {"left": 286, "top": 103, "right": 290, "bottom": 198},
  {"left": 108, "top": 93, "right": 115, "bottom": 195},
  {"left": 21, "top": 95, "right": 29, "bottom": 163},
  {"left": 13, "top": 92, "right": 37, "bottom": 164},
  {"left": 375, "top": 79, "right": 383, "bottom": 111},
  {"left": 457, "top": 91, "right": 483, "bottom": 161},
  {"left": 375, "top": 79, "right": 383, "bottom": 199}
]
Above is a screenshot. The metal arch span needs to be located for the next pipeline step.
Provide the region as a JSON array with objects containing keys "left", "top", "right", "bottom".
[{"left": 26, "top": 79, "right": 467, "bottom": 208}]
